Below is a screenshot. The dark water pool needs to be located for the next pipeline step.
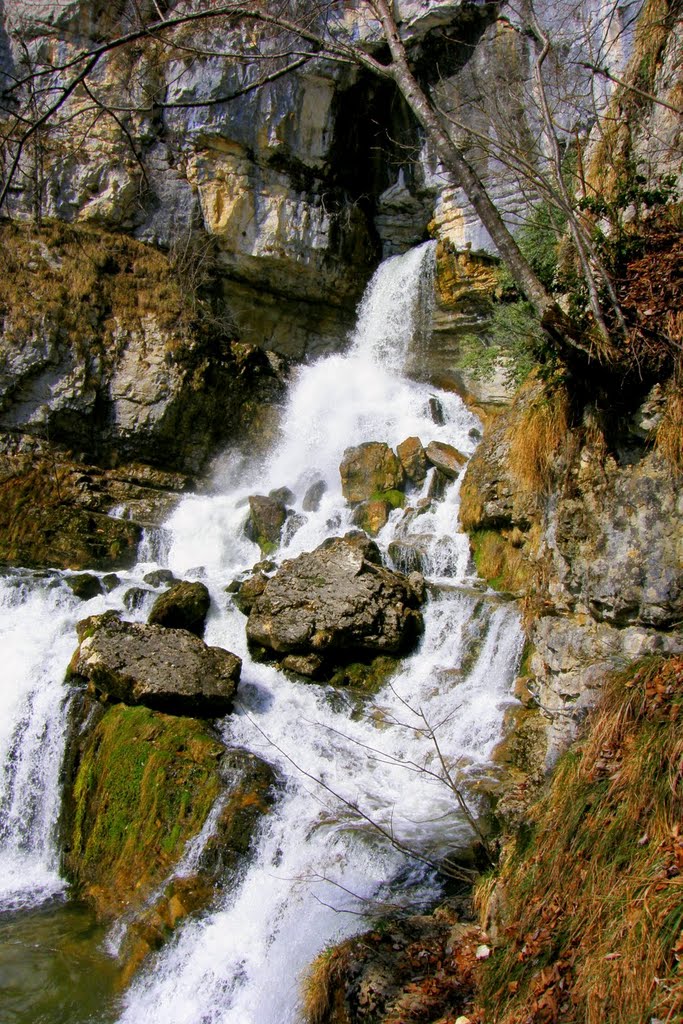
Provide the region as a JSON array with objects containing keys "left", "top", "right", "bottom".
[{"left": 0, "top": 899, "right": 122, "bottom": 1024}]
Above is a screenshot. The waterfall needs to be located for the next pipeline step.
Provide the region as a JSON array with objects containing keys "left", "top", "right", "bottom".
[
  {"left": 116, "top": 242, "right": 523, "bottom": 1024},
  {"left": 0, "top": 574, "right": 76, "bottom": 911},
  {"left": 0, "top": 241, "right": 522, "bottom": 1023}
]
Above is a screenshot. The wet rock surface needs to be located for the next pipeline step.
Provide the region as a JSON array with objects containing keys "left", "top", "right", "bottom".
[
  {"left": 340, "top": 443, "right": 406, "bottom": 503},
  {"left": 245, "top": 494, "right": 289, "bottom": 554},
  {"left": 69, "top": 613, "right": 241, "bottom": 717},
  {"left": 65, "top": 573, "right": 104, "bottom": 600},
  {"left": 147, "top": 580, "right": 211, "bottom": 637},
  {"left": 117, "top": 746, "right": 277, "bottom": 982},
  {"left": 246, "top": 533, "right": 425, "bottom": 675},
  {"left": 59, "top": 694, "right": 276, "bottom": 979}
]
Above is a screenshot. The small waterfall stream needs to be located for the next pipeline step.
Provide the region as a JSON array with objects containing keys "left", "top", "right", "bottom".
[{"left": 0, "top": 242, "right": 523, "bottom": 1023}]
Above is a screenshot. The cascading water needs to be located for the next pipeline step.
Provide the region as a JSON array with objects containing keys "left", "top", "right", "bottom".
[
  {"left": 115, "top": 242, "right": 523, "bottom": 1024},
  {"left": 0, "top": 241, "right": 523, "bottom": 1024}
]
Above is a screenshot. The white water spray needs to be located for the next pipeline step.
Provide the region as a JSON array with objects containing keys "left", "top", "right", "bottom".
[
  {"left": 116, "top": 242, "right": 523, "bottom": 1024},
  {"left": 0, "top": 242, "right": 522, "bottom": 1023}
]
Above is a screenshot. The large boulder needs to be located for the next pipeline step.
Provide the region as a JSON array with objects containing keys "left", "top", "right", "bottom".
[
  {"left": 69, "top": 613, "right": 240, "bottom": 716},
  {"left": 148, "top": 580, "right": 211, "bottom": 637},
  {"left": 340, "top": 442, "right": 405, "bottom": 503},
  {"left": 246, "top": 533, "right": 425, "bottom": 676}
]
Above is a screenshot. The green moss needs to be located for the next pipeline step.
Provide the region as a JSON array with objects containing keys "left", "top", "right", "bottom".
[
  {"left": 370, "top": 489, "right": 406, "bottom": 509},
  {"left": 517, "top": 640, "right": 535, "bottom": 678},
  {"left": 65, "top": 704, "right": 224, "bottom": 918},
  {"left": 327, "top": 655, "right": 399, "bottom": 695},
  {"left": 257, "top": 538, "right": 277, "bottom": 556}
]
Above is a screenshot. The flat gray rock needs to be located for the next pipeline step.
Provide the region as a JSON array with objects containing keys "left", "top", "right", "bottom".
[{"left": 70, "top": 614, "right": 240, "bottom": 717}]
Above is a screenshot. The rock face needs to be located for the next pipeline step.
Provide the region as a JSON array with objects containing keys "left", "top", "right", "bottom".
[
  {"left": 340, "top": 443, "right": 406, "bottom": 503},
  {"left": 147, "top": 581, "right": 211, "bottom": 637},
  {"left": 246, "top": 533, "right": 425, "bottom": 675},
  {"left": 2, "top": 1, "right": 679, "bottom": 380},
  {"left": 70, "top": 613, "right": 241, "bottom": 717},
  {"left": 0, "top": 8, "right": 379, "bottom": 358},
  {"left": 554, "top": 454, "right": 683, "bottom": 629},
  {"left": 0, "top": 223, "right": 289, "bottom": 571},
  {"left": 0, "top": 223, "right": 288, "bottom": 476},
  {"left": 460, "top": 387, "right": 683, "bottom": 764}
]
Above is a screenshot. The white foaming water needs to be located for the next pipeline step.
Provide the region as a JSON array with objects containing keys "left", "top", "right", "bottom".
[
  {"left": 0, "top": 242, "right": 522, "bottom": 1021},
  {"left": 0, "top": 574, "right": 80, "bottom": 910},
  {"left": 117, "top": 242, "right": 523, "bottom": 1024},
  {"left": 0, "top": 565, "right": 168, "bottom": 915}
]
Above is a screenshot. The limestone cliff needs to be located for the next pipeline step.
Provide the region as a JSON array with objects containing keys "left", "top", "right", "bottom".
[
  {"left": 460, "top": 378, "right": 683, "bottom": 776},
  {"left": 0, "top": 220, "right": 288, "bottom": 568}
]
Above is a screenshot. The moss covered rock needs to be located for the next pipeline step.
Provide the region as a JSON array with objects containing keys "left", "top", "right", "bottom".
[
  {"left": 0, "top": 462, "right": 143, "bottom": 570},
  {"left": 60, "top": 698, "right": 276, "bottom": 978},
  {"left": 351, "top": 498, "right": 392, "bottom": 536},
  {"left": 61, "top": 702, "right": 226, "bottom": 919}
]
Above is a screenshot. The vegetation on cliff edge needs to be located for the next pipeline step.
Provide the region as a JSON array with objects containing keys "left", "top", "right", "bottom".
[{"left": 476, "top": 655, "right": 683, "bottom": 1024}]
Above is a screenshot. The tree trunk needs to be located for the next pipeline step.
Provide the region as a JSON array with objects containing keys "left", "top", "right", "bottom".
[{"left": 370, "top": 0, "right": 555, "bottom": 321}]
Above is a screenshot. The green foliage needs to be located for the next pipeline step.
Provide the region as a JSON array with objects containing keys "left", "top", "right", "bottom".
[
  {"left": 459, "top": 198, "right": 569, "bottom": 388},
  {"left": 459, "top": 301, "right": 548, "bottom": 389},
  {"left": 369, "top": 488, "right": 406, "bottom": 509},
  {"left": 502, "top": 200, "right": 568, "bottom": 292},
  {"left": 577, "top": 166, "right": 679, "bottom": 271}
]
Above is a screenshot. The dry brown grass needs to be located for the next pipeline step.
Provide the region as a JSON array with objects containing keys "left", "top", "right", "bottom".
[
  {"left": 655, "top": 378, "right": 683, "bottom": 477},
  {"left": 300, "top": 943, "right": 353, "bottom": 1024},
  {"left": 476, "top": 655, "right": 683, "bottom": 1024},
  {"left": 0, "top": 219, "right": 197, "bottom": 357},
  {"left": 507, "top": 383, "right": 570, "bottom": 495}
]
